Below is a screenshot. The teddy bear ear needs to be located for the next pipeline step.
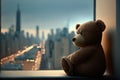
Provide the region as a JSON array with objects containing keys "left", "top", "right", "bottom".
[
  {"left": 76, "top": 24, "right": 80, "bottom": 30},
  {"left": 95, "top": 20, "right": 106, "bottom": 32}
]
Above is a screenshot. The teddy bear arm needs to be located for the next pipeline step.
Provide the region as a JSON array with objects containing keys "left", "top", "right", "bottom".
[{"left": 71, "top": 47, "right": 96, "bottom": 65}]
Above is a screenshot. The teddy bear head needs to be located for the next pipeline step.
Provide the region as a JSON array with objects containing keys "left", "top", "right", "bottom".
[{"left": 72, "top": 20, "right": 106, "bottom": 47}]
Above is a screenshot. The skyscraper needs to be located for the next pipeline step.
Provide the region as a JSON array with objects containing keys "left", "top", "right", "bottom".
[
  {"left": 42, "top": 31, "right": 45, "bottom": 41},
  {"left": 36, "top": 25, "right": 39, "bottom": 39},
  {"left": 16, "top": 4, "right": 21, "bottom": 33},
  {"left": 36, "top": 25, "right": 40, "bottom": 44}
]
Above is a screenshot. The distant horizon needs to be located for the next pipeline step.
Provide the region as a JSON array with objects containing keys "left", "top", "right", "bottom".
[{"left": 1, "top": 0, "right": 94, "bottom": 39}]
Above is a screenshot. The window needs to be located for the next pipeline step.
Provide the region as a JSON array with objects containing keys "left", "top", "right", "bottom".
[{"left": 1, "top": 0, "right": 95, "bottom": 70}]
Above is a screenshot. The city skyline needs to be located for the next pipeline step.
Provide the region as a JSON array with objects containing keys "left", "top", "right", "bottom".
[{"left": 1, "top": 0, "right": 94, "bottom": 39}]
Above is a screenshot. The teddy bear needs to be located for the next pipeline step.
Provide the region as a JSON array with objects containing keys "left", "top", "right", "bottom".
[{"left": 61, "top": 20, "right": 106, "bottom": 77}]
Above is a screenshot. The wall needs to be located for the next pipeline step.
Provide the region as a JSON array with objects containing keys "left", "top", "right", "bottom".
[
  {"left": 96, "top": 0, "right": 116, "bottom": 75},
  {"left": 96, "top": 0, "right": 116, "bottom": 29},
  {"left": 115, "top": 0, "right": 120, "bottom": 77}
]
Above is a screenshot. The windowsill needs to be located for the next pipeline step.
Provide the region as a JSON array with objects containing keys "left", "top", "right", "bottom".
[
  {"left": 0, "top": 70, "right": 67, "bottom": 78},
  {"left": 0, "top": 70, "right": 112, "bottom": 79}
]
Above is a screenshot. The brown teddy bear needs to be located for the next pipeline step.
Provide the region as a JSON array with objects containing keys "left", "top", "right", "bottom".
[{"left": 61, "top": 20, "right": 106, "bottom": 77}]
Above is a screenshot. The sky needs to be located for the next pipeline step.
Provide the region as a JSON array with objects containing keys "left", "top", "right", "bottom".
[{"left": 1, "top": 0, "right": 94, "bottom": 39}]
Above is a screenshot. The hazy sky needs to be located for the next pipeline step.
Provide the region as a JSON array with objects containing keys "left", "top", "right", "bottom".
[{"left": 1, "top": 0, "right": 94, "bottom": 38}]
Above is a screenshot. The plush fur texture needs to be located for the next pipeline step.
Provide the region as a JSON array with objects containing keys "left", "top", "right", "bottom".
[{"left": 61, "top": 20, "right": 106, "bottom": 77}]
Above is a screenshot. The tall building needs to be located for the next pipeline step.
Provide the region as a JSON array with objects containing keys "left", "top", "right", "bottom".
[
  {"left": 16, "top": 4, "right": 21, "bottom": 33},
  {"left": 36, "top": 25, "right": 40, "bottom": 44},
  {"left": 51, "top": 29, "right": 54, "bottom": 36},
  {"left": 9, "top": 25, "right": 15, "bottom": 36},
  {"left": 42, "top": 31, "right": 45, "bottom": 41},
  {"left": 36, "top": 25, "right": 39, "bottom": 39}
]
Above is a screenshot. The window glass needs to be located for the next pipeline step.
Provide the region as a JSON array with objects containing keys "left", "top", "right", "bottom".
[{"left": 1, "top": 0, "right": 94, "bottom": 70}]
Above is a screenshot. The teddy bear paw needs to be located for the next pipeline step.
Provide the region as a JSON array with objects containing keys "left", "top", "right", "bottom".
[{"left": 62, "top": 57, "right": 73, "bottom": 76}]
